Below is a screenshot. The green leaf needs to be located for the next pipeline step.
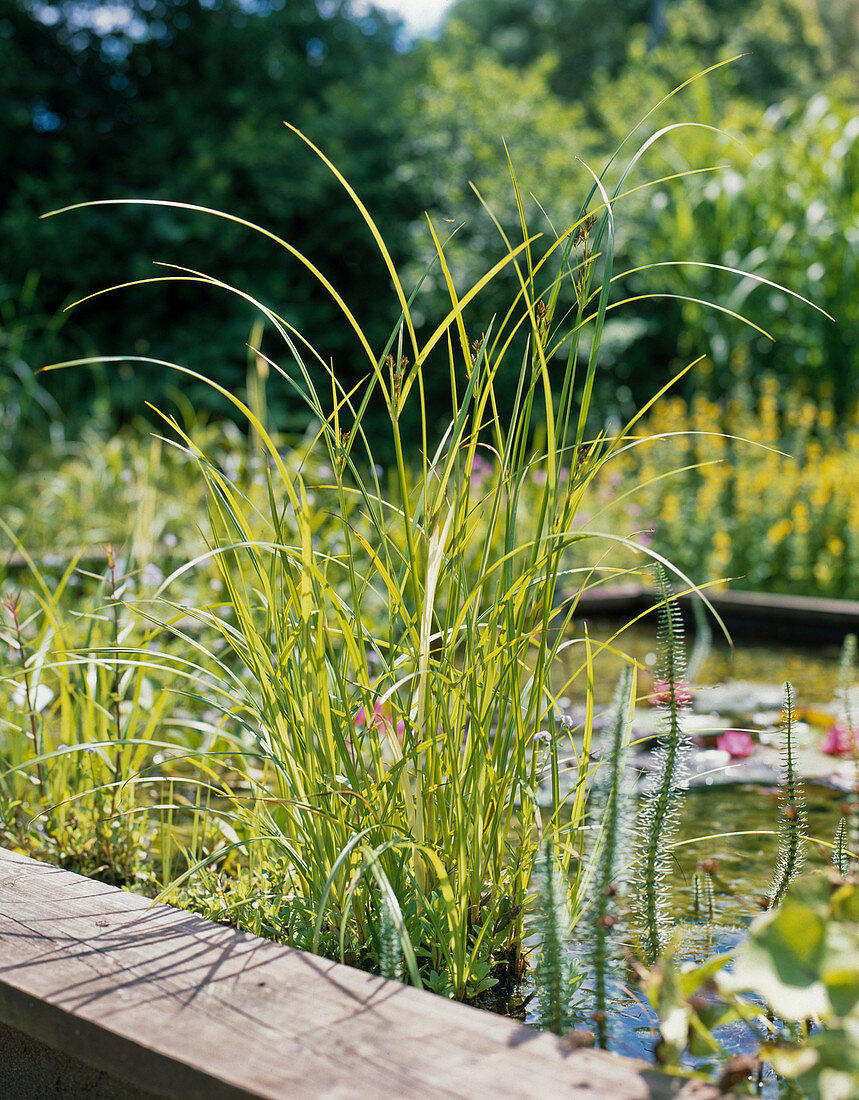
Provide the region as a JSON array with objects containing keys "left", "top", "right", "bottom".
[
  {"left": 722, "top": 899, "right": 829, "bottom": 1020},
  {"left": 765, "top": 1043, "right": 820, "bottom": 1079},
  {"left": 823, "top": 932, "right": 859, "bottom": 1019}
]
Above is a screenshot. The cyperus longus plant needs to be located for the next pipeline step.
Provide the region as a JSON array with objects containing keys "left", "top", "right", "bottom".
[
  {"left": 38, "top": 73, "right": 821, "bottom": 997},
  {"left": 634, "top": 564, "right": 692, "bottom": 964}
]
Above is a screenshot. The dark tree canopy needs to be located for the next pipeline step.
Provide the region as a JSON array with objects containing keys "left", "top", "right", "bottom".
[
  {"left": 2, "top": 0, "right": 422, "bottom": 431},
  {"left": 4, "top": 0, "right": 859, "bottom": 444},
  {"left": 445, "top": 0, "right": 859, "bottom": 102}
]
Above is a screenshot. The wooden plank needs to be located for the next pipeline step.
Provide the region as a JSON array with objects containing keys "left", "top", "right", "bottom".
[
  {"left": 572, "top": 583, "right": 859, "bottom": 644},
  {"left": 0, "top": 848, "right": 721, "bottom": 1099}
]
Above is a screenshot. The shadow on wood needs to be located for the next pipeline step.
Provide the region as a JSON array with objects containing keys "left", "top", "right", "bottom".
[{"left": 0, "top": 848, "right": 726, "bottom": 1099}]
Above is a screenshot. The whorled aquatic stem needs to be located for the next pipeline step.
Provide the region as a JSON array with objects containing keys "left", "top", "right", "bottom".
[
  {"left": 582, "top": 665, "right": 636, "bottom": 1048},
  {"left": 838, "top": 634, "right": 858, "bottom": 863},
  {"left": 832, "top": 817, "right": 850, "bottom": 878},
  {"left": 768, "top": 682, "right": 807, "bottom": 909},
  {"left": 533, "top": 835, "right": 579, "bottom": 1035},
  {"left": 634, "top": 565, "right": 691, "bottom": 964},
  {"left": 378, "top": 893, "right": 403, "bottom": 982}
]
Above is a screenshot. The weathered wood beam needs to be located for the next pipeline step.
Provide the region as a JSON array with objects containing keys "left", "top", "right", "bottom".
[{"left": 0, "top": 848, "right": 721, "bottom": 1099}]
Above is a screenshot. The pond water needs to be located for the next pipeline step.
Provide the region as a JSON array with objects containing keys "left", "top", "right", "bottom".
[
  {"left": 557, "top": 616, "right": 849, "bottom": 707},
  {"left": 517, "top": 618, "right": 855, "bottom": 1089},
  {"left": 510, "top": 781, "right": 847, "bottom": 1093}
]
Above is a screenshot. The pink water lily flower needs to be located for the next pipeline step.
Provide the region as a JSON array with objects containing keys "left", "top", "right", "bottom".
[
  {"left": 716, "top": 729, "right": 756, "bottom": 758},
  {"left": 354, "top": 701, "right": 405, "bottom": 744},
  {"left": 648, "top": 679, "right": 693, "bottom": 708},
  {"left": 821, "top": 722, "right": 859, "bottom": 758}
]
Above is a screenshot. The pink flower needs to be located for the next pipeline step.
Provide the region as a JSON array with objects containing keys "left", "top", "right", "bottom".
[
  {"left": 648, "top": 679, "right": 693, "bottom": 708},
  {"left": 716, "top": 729, "right": 756, "bottom": 758},
  {"left": 821, "top": 722, "right": 859, "bottom": 758},
  {"left": 354, "top": 701, "right": 405, "bottom": 744},
  {"left": 470, "top": 455, "right": 492, "bottom": 483}
]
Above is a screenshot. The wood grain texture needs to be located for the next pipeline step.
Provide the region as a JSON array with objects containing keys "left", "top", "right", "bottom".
[{"left": 0, "top": 847, "right": 724, "bottom": 1099}]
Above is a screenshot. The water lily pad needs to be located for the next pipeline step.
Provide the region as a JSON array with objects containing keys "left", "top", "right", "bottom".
[{"left": 693, "top": 681, "right": 786, "bottom": 714}]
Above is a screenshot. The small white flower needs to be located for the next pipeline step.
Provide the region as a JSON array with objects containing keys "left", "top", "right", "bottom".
[{"left": 12, "top": 682, "right": 54, "bottom": 713}]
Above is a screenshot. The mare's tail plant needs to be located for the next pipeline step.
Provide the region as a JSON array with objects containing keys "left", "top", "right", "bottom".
[
  {"left": 768, "top": 683, "right": 807, "bottom": 909},
  {"left": 832, "top": 818, "right": 850, "bottom": 877},
  {"left": 634, "top": 564, "right": 692, "bottom": 963},
  {"left": 377, "top": 891, "right": 404, "bottom": 983},
  {"left": 838, "top": 633, "right": 858, "bottom": 864},
  {"left": 691, "top": 863, "right": 716, "bottom": 921},
  {"left": 581, "top": 664, "right": 637, "bottom": 1048},
  {"left": 533, "top": 835, "right": 580, "bottom": 1035}
]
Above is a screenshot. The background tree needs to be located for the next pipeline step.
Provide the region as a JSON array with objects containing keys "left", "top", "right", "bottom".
[
  {"left": 2, "top": 0, "right": 422, "bottom": 433},
  {"left": 4, "top": 0, "right": 859, "bottom": 443}
]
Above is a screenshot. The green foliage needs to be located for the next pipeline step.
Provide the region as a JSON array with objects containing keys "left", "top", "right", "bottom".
[
  {"left": 400, "top": 37, "right": 595, "bottom": 304},
  {"left": 611, "top": 93, "right": 859, "bottom": 413},
  {"left": 446, "top": 0, "right": 859, "bottom": 103},
  {"left": 0, "top": 276, "right": 65, "bottom": 469},
  {"left": 441, "top": 1, "right": 859, "bottom": 417},
  {"left": 2, "top": 0, "right": 419, "bottom": 436},
  {"left": 6, "top": 0, "right": 859, "bottom": 442},
  {"left": 639, "top": 944, "right": 731, "bottom": 1071},
  {"left": 726, "top": 874, "right": 859, "bottom": 1099}
]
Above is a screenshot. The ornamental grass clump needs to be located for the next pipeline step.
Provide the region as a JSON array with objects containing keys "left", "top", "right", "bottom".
[{"left": 34, "top": 85, "right": 812, "bottom": 998}]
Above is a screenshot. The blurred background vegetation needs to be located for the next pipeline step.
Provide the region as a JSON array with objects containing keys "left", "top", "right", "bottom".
[{"left": 2, "top": 0, "right": 859, "bottom": 593}]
